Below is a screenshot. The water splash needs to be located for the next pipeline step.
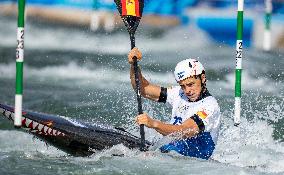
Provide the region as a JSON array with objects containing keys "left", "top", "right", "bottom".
[{"left": 213, "top": 98, "right": 284, "bottom": 173}]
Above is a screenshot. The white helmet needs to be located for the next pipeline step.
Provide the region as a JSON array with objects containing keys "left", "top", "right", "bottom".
[{"left": 174, "top": 59, "right": 205, "bottom": 82}]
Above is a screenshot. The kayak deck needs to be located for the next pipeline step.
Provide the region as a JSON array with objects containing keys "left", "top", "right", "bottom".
[{"left": 0, "top": 103, "right": 151, "bottom": 156}]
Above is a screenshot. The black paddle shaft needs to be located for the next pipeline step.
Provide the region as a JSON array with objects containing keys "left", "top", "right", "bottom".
[
  {"left": 113, "top": 0, "right": 146, "bottom": 152},
  {"left": 130, "top": 33, "right": 143, "bottom": 115},
  {"left": 121, "top": 15, "right": 145, "bottom": 151},
  {"left": 129, "top": 32, "right": 146, "bottom": 151}
]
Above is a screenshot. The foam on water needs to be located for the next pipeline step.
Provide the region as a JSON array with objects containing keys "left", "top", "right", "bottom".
[
  {"left": 217, "top": 71, "right": 282, "bottom": 93},
  {"left": 212, "top": 98, "right": 284, "bottom": 173},
  {"left": 0, "top": 130, "right": 66, "bottom": 157},
  {"left": 77, "top": 100, "right": 283, "bottom": 174},
  {"left": 0, "top": 16, "right": 130, "bottom": 54},
  {"left": 64, "top": 143, "right": 269, "bottom": 175},
  {"left": 119, "top": 98, "right": 284, "bottom": 174},
  {"left": 0, "top": 97, "right": 283, "bottom": 174},
  {"left": 0, "top": 61, "right": 175, "bottom": 86},
  {"left": 0, "top": 13, "right": 283, "bottom": 175},
  {"left": 1, "top": 61, "right": 281, "bottom": 96},
  {"left": 0, "top": 16, "right": 211, "bottom": 56},
  {"left": 214, "top": 119, "right": 284, "bottom": 173}
]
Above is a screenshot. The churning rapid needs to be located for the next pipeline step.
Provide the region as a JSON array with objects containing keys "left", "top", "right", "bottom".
[{"left": 0, "top": 15, "right": 284, "bottom": 175}]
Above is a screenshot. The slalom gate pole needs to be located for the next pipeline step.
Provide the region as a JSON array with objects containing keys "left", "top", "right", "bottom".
[
  {"left": 263, "top": 0, "right": 272, "bottom": 51},
  {"left": 234, "top": 0, "right": 244, "bottom": 126},
  {"left": 14, "top": 0, "right": 25, "bottom": 128}
]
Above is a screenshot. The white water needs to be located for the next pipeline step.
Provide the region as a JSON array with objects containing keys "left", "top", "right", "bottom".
[
  {"left": 0, "top": 130, "right": 65, "bottom": 157},
  {"left": 0, "top": 14, "right": 283, "bottom": 175},
  {"left": 0, "top": 16, "right": 209, "bottom": 55},
  {"left": 0, "top": 61, "right": 282, "bottom": 96},
  {"left": 1, "top": 112, "right": 284, "bottom": 174}
]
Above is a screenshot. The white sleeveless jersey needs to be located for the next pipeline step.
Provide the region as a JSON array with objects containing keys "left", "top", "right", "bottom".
[{"left": 166, "top": 86, "right": 221, "bottom": 144}]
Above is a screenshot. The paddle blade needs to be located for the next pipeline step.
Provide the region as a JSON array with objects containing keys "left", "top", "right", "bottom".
[{"left": 114, "top": 0, "right": 144, "bottom": 17}]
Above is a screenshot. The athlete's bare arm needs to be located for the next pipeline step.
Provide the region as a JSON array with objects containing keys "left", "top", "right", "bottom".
[
  {"left": 128, "top": 47, "right": 161, "bottom": 101},
  {"left": 136, "top": 113, "right": 200, "bottom": 138},
  {"left": 129, "top": 65, "right": 161, "bottom": 101}
]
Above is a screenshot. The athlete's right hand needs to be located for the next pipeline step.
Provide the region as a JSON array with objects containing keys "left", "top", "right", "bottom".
[
  {"left": 128, "top": 47, "right": 142, "bottom": 64},
  {"left": 135, "top": 113, "right": 156, "bottom": 128}
]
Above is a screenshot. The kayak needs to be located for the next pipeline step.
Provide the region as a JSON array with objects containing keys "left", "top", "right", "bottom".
[{"left": 0, "top": 103, "right": 151, "bottom": 156}]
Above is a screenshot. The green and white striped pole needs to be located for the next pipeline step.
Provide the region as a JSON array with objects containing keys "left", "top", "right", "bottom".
[
  {"left": 234, "top": 0, "right": 244, "bottom": 126},
  {"left": 263, "top": 0, "right": 272, "bottom": 51},
  {"left": 14, "top": 0, "right": 25, "bottom": 128}
]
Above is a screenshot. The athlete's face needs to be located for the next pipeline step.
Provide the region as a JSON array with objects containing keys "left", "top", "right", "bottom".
[{"left": 178, "top": 74, "right": 206, "bottom": 102}]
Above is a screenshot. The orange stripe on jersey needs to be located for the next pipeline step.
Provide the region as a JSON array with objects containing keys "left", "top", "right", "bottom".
[{"left": 197, "top": 111, "right": 208, "bottom": 119}]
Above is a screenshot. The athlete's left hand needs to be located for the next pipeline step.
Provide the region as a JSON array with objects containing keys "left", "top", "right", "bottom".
[
  {"left": 135, "top": 113, "right": 155, "bottom": 128},
  {"left": 128, "top": 47, "right": 142, "bottom": 64}
]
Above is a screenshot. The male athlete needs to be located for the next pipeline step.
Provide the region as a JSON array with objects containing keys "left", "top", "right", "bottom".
[{"left": 128, "top": 47, "right": 221, "bottom": 160}]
